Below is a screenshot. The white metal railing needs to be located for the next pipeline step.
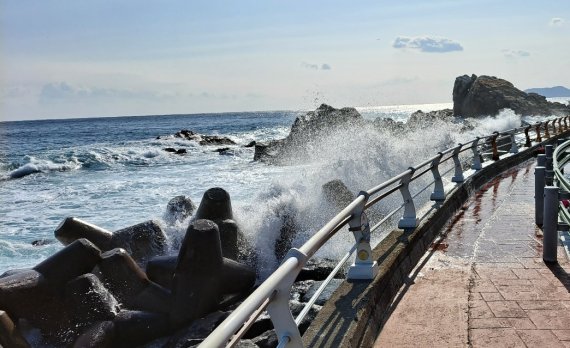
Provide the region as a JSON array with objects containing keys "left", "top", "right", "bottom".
[{"left": 202, "top": 115, "right": 570, "bottom": 348}]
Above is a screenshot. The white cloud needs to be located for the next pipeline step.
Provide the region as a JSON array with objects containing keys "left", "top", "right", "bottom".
[
  {"left": 301, "top": 62, "right": 331, "bottom": 70},
  {"left": 392, "top": 36, "right": 463, "bottom": 53},
  {"left": 502, "top": 49, "right": 531, "bottom": 58},
  {"left": 550, "top": 17, "right": 565, "bottom": 27}
]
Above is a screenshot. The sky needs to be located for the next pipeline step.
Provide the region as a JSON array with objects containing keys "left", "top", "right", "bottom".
[{"left": 1, "top": 0, "right": 569, "bottom": 121}]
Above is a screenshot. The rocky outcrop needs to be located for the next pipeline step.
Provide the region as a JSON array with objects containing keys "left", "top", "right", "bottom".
[
  {"left": 170, "top": 129, "right": 237, "bottom": 146},
  {"left": 453, "top": 74, "right": 570, "bottom": 117},
  {"left": 254, "top": 104, "right": 363, "bottom": 163}
]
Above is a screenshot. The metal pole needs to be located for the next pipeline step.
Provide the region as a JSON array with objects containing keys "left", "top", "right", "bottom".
[
  {"left": 545, "top": 145, "right": 554, "bottom": 186},
  {"left": 537, "top": 154, "right": 546, "bottom": 167},
  {"left": 535, "top": 166, "right": 546, "bottom": 226},
  {"left": 542, "top": 186, "right": 558, "bottom": 262}
]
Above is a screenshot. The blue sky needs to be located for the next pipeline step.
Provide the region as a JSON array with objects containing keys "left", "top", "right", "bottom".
[{"left": 1, "top": 0, "right": 569, "bottom": 120}]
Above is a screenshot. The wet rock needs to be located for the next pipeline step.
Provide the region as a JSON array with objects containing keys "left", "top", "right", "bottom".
[
  {"left": 0, "top": 310, "right": 30, "bottom": 348},
  {"left": 274, "top": 213, "right": 297, "bottom": 263},
  {"left": 244, "top": 141, "right": 256, "bottom": 148},
  {"left": 34, "top": 238, "right": 102, "bottom": 289},
  {"left": 64, "top": 274, "right": 119, "bottom": 331},
  {"left": 322, "top": 179, "right": 355, "bottom": 211},
  {"left": 73, "top": 321, "right": 116, "bottom": 348},
  {"left": 164, "top": 147, "right": 177, "bottom": 153},
  {"left": 98, "top": 248, "right": 171, "bottom": 314},
  {"left": 253, "top": 104, "right": 363, "bottom": 163},
  {"left": 372, "top": 117, "right": 405, "bottom": 132},
  {"left": 243, "top": 312, "right": 272, "bottom": 339},
  {"left": 176, "top": 149, "right": 187, "bottom": 155},
  {"left": 407, "top": 109, "right": 453, "bottom": 127},
  {"left": 452, "top": 74, "right": 570, "bottom": 117},
  {"left": 300, "top": 278, "right": 343, "bottom": 306},
  {"left": 199, "top": 135, "right": 236, "bottom": 146},
  {"left": 166, "top": 311, "right": 229, "bottom": 347},
  {"left": 31, "top": 238, "right": 54, "bottom": 246},
  {"left": 290, "top": 280, "right": 315, "bottom": 302},
  {"left": 288, "top": 300, "right": 322, "bottom": 335},
  {"left": 296, "top": 258, "right": 345, "bottom": 282},
  {"left": 112, "top": 220, "right": 167, "bottom": 262},
  {"left": 165, "top": 195, "right": 196, "bottom": 225},
  {"left": 170, "top": 219, "right": 224, "bottom": 328},
  {"left": 175, "top": 129, "right": 199, "bottom": 140},
  {"left": 214, "top": 147, "right": 230, "bottom": 153},
  {"left": 113, "top": 310, "right": 171, "bottom": 347},
  {"left": 251, "top": 329, "right": 278, "bottom": 348}
]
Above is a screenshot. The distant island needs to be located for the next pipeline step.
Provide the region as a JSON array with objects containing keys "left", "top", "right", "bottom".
[{"left": 524, "top": 86, "right": 570, "bottom": 98}]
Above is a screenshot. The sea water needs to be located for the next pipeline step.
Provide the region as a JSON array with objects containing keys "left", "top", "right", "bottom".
[{"left": 0, "top": 101, "right": 565, "bottom": 276}]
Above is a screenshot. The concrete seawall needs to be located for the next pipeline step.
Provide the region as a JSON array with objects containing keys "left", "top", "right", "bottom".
[{"left": 302, "top": 131, "right": 570, "bottom": 348}]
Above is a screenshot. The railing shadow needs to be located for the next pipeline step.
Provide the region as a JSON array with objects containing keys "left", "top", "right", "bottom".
[{"left": 546, "top": 261, "right": 570, "bottom": 292}]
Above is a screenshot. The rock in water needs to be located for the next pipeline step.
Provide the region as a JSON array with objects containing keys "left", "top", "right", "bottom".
[
  {"left": 73, "top": 321, "right": 116, "bottom": 348},
  {"left": 452, "top": 74, "right": 570, "bottom": 117},
  {"left": 253, "top": 104, "right": 364, "bottom": 163},
  {"left": 322, "top": 179, "right": 355, "bottom": 211},
  {"left": 170, "top": 219, "right": 224, "bottom": 328},
  {"left": 165, "top": 195, "right": 196, "bottom": 225}
]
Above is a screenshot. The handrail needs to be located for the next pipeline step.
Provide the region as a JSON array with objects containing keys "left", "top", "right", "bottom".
[{"left": 201, "top": 115, "right": 567, "bottom": 348}]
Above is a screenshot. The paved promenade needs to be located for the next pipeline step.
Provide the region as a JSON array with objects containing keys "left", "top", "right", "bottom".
[{"left": 375, "top": 159, "right": 570, "bottom": 347}]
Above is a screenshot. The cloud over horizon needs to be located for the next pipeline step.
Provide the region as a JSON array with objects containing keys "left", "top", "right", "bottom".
[
  {"left": 392, "top": 36, "right": 463, "bottom": 53},
  {"left": 502, "top": 49, "right": 531, "bottom": 58},
  {"left": 301, "top": 62, "right": 332, "bottom": 70},
  {"left": 550, "top": 17, "right": 565, "bottom": 26}
]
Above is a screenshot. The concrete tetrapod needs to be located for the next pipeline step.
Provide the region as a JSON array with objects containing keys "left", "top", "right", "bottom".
[
  {"left": 194, "top": 187, "right": 234, "bottom": 221},
  {"left": 54, "top": 218, "right": 167, "bottom": 262},
  {"left": 170, "top": 219, "right": 256, "bottom": 328},
  {"left": 147, "top": 254, "right": 255, "bottom": 294},
  {"left": 98, "top": 248, "right": 171, "bottom": 314}
]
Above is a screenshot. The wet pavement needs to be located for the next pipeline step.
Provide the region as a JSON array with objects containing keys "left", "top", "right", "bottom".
[{"left": 375, "top": 159, "right": 570, "bottom": 347}]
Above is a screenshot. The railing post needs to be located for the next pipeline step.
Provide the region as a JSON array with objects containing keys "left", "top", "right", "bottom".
[
  {"left": 471, "top": 137, "right": 482, "bottom": 170},
  {"left": 452, "top": 144, "right": 464, "bottom": 182},
  {"left": 542, "top": 186, "right": 558, "bottom": 263},
  {"left": 545, "top": 145, "right": 554, "bottom": 186},
  {"left": 266, "top": 249, "right": 307, "bottom": 348},
  {"left": 491, "top": 133, "right": 500, "bottom": 161},
  {"left": 347, "top": 192, "right": 378, "bottom": 280},
  {"left": 398, "top": 169, "right": 418, "bottom": 229},
  {"left": 524, "top": 126, "right": 532, "bottom": 147},
  {"left": 509, "top": 130, "right": 519, "bottom": 153},
  {"left": 535, "top": 165, "right": 545, "bottom": 226},
  {"left": 535, "top": 122, "right": 542, "bottom": 142},
  {"left": 544, "top": 120, "right": 551, "bottom": 138},
  {"left": 430, "top": 153, "right": 445, "bottom": 201}
]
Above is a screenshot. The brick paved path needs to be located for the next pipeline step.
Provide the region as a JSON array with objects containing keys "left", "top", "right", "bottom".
[{"left": 375, "top": 159, "right": 570, "bottom": 347}]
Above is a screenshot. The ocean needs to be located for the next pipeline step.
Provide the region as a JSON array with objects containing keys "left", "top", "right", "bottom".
[{"left": 0, "top": 101, "right": 564, "bottom": 276}]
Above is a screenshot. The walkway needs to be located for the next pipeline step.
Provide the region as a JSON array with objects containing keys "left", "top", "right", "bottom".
[{"left": 374, "top": 159, "right": 570, "bottom": 347}]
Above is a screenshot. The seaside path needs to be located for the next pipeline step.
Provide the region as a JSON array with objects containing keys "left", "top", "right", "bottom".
[{"left": 374, "top": 158, "right": 570, "bottom": 347}]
